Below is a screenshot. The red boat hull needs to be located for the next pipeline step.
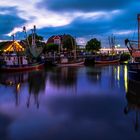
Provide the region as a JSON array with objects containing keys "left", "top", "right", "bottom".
[
  {"left": 0, "top": 62, "right": 44, "bottom": 72},
  {"left": 56, "top": 60, "right": 84, "bottom": 67}
]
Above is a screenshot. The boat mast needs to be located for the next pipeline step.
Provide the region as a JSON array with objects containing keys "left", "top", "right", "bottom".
[
  {"left": 23, "top": 26, "right": 31, "bottom": 49},
  {"left": 138, "top": 14, "right": 140, "bottom": 49},
  {"left": 108, "top": 34, "right": 115, "bottom": 54},
  {"left": 11, "top": 34, "right": 16, "bottom": 53},
  {"left": 31, "top": 25, "right": 36, "bottom": 49}
]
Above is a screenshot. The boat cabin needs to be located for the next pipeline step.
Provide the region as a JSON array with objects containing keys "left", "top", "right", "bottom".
[
  {"left": 0, "top": 41, "right": 28, "bottom": 66},
  {"left": 3, "top": 54, "right": 28, "bottom": 66}
]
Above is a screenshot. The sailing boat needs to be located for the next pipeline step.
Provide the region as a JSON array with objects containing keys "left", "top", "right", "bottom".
[
  {"left": 0, "top": 26, "right": 44, "bottom": 72},
  {"left": 125, "top": 14, "right": 140, "bottom": 80},
  {"left": 94, "top": 35, "right": 120, "bottom": 64}
]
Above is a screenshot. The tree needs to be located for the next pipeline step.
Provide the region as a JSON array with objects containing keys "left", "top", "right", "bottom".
[
  {"left": 62, "top": 35, "right": 76, "bottom": 51},
  {"left": 86, "top": 38, "right": 101, "bottom": 52},
  {"left": 27, "top": 33, "right": 44, "bottom": 44},
  {"left": 44, "top": 43, "right": 59, "bottom": 52}
]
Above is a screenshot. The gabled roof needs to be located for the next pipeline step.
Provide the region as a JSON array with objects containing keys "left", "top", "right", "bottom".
[
  {"left": 46, "top": 35, "right": 63, "bottom": 44},
  {"left": 53, "top": 36, "right": 61, "bottom": 40},
  {"left": 0, "top": 41, "right": 25, "bottom": 52}
]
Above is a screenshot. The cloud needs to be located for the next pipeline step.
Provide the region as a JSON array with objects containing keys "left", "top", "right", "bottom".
[
  {"left": 0, "top": 0, "right": 140, "bottom": 46},
  {"left": 0, "top": 0, "right": 122, "bottom": 39},
  {"left": 0, "top": 13, "right": 26, "bottom": 39},
  {"left": 0, "top": 0, "right": 75, "bottom": 36},
  {"left": 39, "top": 0, "right": 135, "bottom": 12}
]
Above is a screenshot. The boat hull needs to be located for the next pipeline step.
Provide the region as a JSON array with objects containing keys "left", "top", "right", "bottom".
[
  {"left": 95, "top": 59, "right": 120, "bottom": 64},
  {"left": 56, "top": 60, "right": 84, "bottom": 67},
  {"left": 0, "top": 62, "right": 44, "bottom": 72},
  {"left": 94, "top": 55, "right": 120, "bottom": 65},
  {"left": 128, "top": 63, "right": 140, "bottom": 81}
]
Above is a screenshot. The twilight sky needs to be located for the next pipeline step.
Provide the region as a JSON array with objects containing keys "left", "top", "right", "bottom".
[{"left": 0, "top": 0, "right": 140, "bottom": 47}]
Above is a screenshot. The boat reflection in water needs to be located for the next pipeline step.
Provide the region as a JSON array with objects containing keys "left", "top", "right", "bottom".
[
  {"left": 124, "top": 79, "right": 140, "bottom": 131},
  {"left": 46, "top": 67, "right": 79, "bottom": 96},
  {"left": 0, "top": 72, "right": 28, "bottom": 106},
  {"left": 48, "top": 67, "right": 78, "bottom": 87},
  {"left": 86, "top": 66, "right": 101, "bottom": 84},
  {"left": 0, "top": 70, "right": 46, "bottom": 108},
  {"left": 27, "top": 70, "right": 46, "bottom": 108}
]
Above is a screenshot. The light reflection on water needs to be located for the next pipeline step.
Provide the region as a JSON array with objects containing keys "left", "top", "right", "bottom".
[{"left": 0, "top": 65, "right": 140, "bottom": 140}]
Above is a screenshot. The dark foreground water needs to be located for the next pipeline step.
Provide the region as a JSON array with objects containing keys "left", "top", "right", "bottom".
[{"left": 0, "top": 65, "right": 140, "bottom": 140}]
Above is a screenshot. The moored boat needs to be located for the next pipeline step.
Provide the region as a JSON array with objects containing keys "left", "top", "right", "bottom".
[
  {"left": 56, "top": 59, "right": 84, "bottom": 67},
  {"left": 94, "top": 55, "right": 120, "bottom": 64},
  {"left": 0, "top": 25, "right": 44, "bottom": 72},
  {"left": 0, "top": 61, "right": 44, "bottom": 72},
  {"left": 94, "top": 34, "right": 120, "bottom": 65},
  {"left": 125, "top": 14, "right": 140, "bottom": 81},
  {"left": 128, "top": 62, "right": 140, "bottom": 81}
]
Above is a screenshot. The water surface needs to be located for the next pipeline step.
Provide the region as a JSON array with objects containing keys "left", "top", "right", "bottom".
[{"left": 0, "top": 65, "right": 140, "bottom": 140}]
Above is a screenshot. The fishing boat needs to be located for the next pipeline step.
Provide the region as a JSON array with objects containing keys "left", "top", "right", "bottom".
[
  {"left": 0, "top": 60, "right": 44, "bottom": 72},
  {"left": 94, "top": 35, "right": 120, "bottom": 64},
  {"left": 94, "top": 54, "right": 120, "bottom": 64},
  {"left": 55, "top": 37, "right": 85, "bottom": 67},
  {"left": 125, "top": 14, "right": 140, "bottom": 80},
  {"left": 56, "top": 58, "right": 84, "bottom": 67},
  {"left": 0, "top": 26, "right": 44, "bottom": 72}
]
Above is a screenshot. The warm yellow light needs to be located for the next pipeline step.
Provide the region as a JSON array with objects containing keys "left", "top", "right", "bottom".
[
  {"left": 16, "top": 83, "right": 21, "bottom": 92},
  {"left": 124, "top": 65, "right": 128, "bottom": 93},
  {"left": 4, "top": 41, "right": 24, "bottom": 52}
]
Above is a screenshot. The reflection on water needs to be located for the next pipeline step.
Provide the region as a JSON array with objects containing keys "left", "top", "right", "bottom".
[
  {"left": 0, "top": 70, "right": 46, "bottom": 108},
  {"left": 48, "top": 67, "right": 78, "bottom": 88},
  {"left": 86, "top": 66, "right": 101, "bottom": 83},
  {"left": 124, "top": 79, "right": 140, "bottom": 132},
  {"left": 27, "top": 71, "right": 46, "bottom": 108},
  {"left": 0, "top": 65, "right": 140, "bottom": 140},
  {"left": 124, "top": 65, "right": 128, "bottom": 92}
]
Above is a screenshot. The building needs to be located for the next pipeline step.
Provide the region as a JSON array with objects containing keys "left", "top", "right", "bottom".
[
  {"left": 46, "top": 35, "right": 63, "bottom": 45},
  {"left": 100, "top": 48, "right": 129, "bottom": 54}
]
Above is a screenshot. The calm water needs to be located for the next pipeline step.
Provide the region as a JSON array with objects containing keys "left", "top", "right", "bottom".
[{"left": 0, "top": 65, "right": 140, "bottom": 140}]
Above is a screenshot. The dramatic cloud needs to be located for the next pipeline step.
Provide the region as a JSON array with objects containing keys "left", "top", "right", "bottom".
[
  {"left": 39, "top": 0, "right": 135, "bottom": 12},
  {"left": 0, "top": 0, "right": 140, "bottom": 46}
]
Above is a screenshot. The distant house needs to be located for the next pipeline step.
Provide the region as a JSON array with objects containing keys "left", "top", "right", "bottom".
[
  {"left": 0, "top": 41, "right": 25, "bottom": 52},
  {"left": 46, "top": 35, "right": 63, "bottom": 46},
  {"left": 46, "top": 34, "right": 76, "bottom": 52},
  {"left": 53, "top": 36, "right": 61, "bottom": 45}
]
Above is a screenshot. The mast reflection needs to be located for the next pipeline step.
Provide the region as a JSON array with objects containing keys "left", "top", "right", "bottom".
[
  {"left": 27, "top": 70, "right": 46, "bottom": 108},
  {"left": 86, "top": 66, "right": 101, "bottom": 83},
  {"left": 46, "top": 67, "right": 79, "bottom": 96},
  {"left": 0, "top": 72, "right": 28, "bottom": 106},
  {"left": 49, "top": 67, "right": 78, "bottom": 88},
  {"left": 0, "top": 70, "right": 46, "bottom": 108}
]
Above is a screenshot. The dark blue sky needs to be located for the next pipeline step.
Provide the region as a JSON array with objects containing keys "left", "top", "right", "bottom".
[{"left": 0, "top": 0, "right": 140, "bottom": 46}]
